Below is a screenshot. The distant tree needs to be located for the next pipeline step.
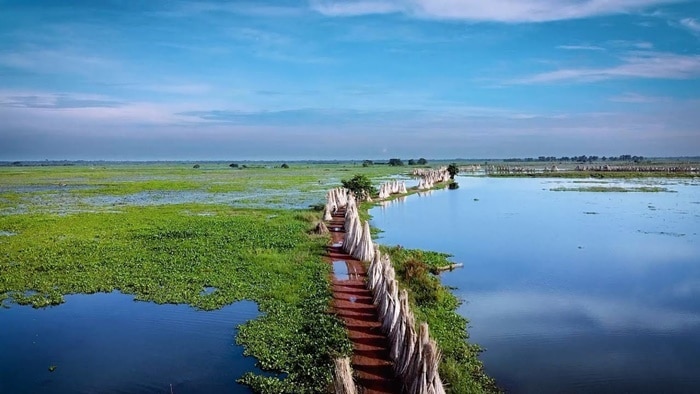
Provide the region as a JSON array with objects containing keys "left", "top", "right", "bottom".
[
  {"left": 193, "top": 164, "right": 200, "bottom": 169},
  {"left": 281, "top": 163, "right": 290, "bottom": 169},
  {"left": 341, "top": 174, "right": 377, "bottom": 201},
  {"left": 417, "top": 158, "right": 428, "bottom": 165},
  {"left": 362, "top": 160, "right": 373, "bottom": 167},
  {"left": 388, "top": 158, "right": 404, "bottom": 166},
  {"left": 229, "top": 163, "right": 239, "bottom": 168},
  {"left": 447, "top": 163, "right": 459, "bottom": 180},
  {"left": 408, "top": 159, "right": 416, "bottom": 165}
]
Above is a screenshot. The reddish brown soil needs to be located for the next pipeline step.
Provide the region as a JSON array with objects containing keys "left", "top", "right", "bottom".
[{"left": 327, "top": 208, "right": 400, "bottom": 393}]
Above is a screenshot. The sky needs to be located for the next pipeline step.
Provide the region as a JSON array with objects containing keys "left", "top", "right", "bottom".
[{"left": 1, "top": 0, "right": 699, "bottom": 161}]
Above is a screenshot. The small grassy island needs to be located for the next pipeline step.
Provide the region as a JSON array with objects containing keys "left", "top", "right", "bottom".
[{"left": 0, "top": 162, "right": 495, "bottom": 393}]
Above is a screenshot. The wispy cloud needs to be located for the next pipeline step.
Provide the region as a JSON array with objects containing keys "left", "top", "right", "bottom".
[
  {"left": 0, "top": 90, "right": 214, "bottom": 127},
  {"left": 633, "top": 41, "right": 654, "bottom": 49},
  {"left": 161, "top": 1, "right": 304, "bottom": 18},
  {"left": 138, "top": 84, "right": 213, "bottom": 95},
  {"left": 515, "top": 52, "right": 700, "bottom": 83},
  {"left": 311, "top": 0, "right": 687, "bottom": 22},
  {"left": 608, "top": 92, "right": 670, "bottom": 103},
  {"left": 679, "top": 17, "right": 700, "bottom": 33},
  {"left": 0, "top": 49, "right": 116, "bottom": 75},
  {"left": 0, "top": 91, "right": 122, "bottom": 109},
  {"left": 557, "top": 45, "right": 606, "bottom": 51},
  {"left": 229, "top": 27, "right": 292, "bottom": 46},
  {"left": 468, "top": 290, "right": 700, "bottom": 335},
  {"left": 310, "top": 1, "right": 401, "bottom": 16},
  {"left": 606, "top": 40, "right": 654, "bottom": 49},
  {"left": 225, "top": 27, "right": 332, "bottom": 64}
]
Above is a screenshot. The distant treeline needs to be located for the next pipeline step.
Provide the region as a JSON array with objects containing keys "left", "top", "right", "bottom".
[
  {"left": 362, "top": 158, "right": 428, "bottom": 167},
  {"left": 503, "top": 155, "right": 645, "bottom": 163},
  {"left": 2, "top": 161, "right": 77, "bottom": 167}
]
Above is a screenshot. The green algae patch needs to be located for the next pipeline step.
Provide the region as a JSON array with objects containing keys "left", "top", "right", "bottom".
[{"left": 0, "top": 204, "right": 351, "bottom": 393}]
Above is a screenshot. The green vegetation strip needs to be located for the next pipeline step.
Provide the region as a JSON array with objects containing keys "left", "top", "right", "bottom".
[
  {"left": 383, "top": 246, "right": 499, "bottom": 394},
  {"left": 550, "top": 186, "right": 671, "bottom": 192},
  {"left": 0, "top": 204, "right": 351, "bottom": 393},
  {"left": 489, "top": 171, "right": 697, "bottom": 179},
  {"left": 0, "top": 163, "right": 408, "bottom": 213}
]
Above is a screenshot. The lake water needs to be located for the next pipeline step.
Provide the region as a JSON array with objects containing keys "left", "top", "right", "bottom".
[
  {"left": 0, "top": 292, "right": 260, "bottom": 393},
  {"left": 371, "top": 176, "right": 700, "bottom": 393}
]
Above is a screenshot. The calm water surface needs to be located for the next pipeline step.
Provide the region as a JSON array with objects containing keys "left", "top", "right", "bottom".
[
  {"left": 0, "top": 292, "right": 260, "bottom": 393},
  {"left": 371, "top": 176, "right": 700, "bottom": 393}
]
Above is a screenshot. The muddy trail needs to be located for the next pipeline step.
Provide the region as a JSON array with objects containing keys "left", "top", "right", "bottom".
[{"left": 327, "top": 208, "right": 399, "bottom": 394}]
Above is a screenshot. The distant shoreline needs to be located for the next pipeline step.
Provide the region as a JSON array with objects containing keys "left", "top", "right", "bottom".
[{"left": 2, "top": 156, "right": 700, "bottom": 167}]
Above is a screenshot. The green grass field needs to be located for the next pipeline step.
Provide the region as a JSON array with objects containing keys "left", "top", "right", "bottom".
[{"left": 0, "top": 162, "right": 493, "bottom": 393}]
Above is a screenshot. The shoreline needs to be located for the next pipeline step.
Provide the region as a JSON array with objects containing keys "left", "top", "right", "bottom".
[{"left": 355, "top": 180, "right": 499, "bottom": 393}]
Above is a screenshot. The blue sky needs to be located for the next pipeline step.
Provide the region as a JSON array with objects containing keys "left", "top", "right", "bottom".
[{"left": 1, "top": 0, "right": 699, "bottom": 160}]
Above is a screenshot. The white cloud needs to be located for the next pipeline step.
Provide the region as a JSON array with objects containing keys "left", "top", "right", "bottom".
[
  {"left": 515, "top": 52, "right": 700, "bottom": 83},
  {"left": 310, "top": 0, "right": 402, "bottom": 16},
  {"left": 139, "top": 84, "right": 213, "bottom": 95},
  {"left": 634, "top": 41, "right": 654, "bottom": 49},
  {"left": 608, "top": 92, "right": 670, "bottom": 103},
  {"left": 229, "top": 27, "right": 291, "bottom": 46},
  {"left": 680, "top": 17, "right": 700, "bottom": 33},
  {"left": 606, "top": 40, "right": 655, "bottom": 49},
  {"left": 0, "top": 49, "right": 116, "bottom": 74},
  {"left": 162, "top": 2, "right": 304, "bottom": 18},
  {"left": 0, "top": 90, "right": 121, "bottom": 108},
  {"left": 311, "top": 0, "right": 686, "bottom": 22},
  {"left": 557, "top": 45, "right": 606, "bottom": 51},
  {"left": 0, "top": 90, "right": 216, "bottom": 128}
]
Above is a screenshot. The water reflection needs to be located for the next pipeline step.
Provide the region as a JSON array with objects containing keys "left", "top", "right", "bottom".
[
  {"left": 466, "top": 291, "right": 700, "bottom": 336},
  {"left": 0, "top": 292, "right": 260, "bottom": 393},
  {"left": 378, "top": 195, "right": 406, "bottom": 208},
  {"left": 370, "top": 176, "right": 700, "bottom": 393}
]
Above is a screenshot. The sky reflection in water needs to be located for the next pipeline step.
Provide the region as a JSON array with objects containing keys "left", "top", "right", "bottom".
[
  {"left": 371, "top": 177, "right": 700, "bottom": 393},
  {"left": 0, "top": 292, "right": 260, "bottom": 393}
]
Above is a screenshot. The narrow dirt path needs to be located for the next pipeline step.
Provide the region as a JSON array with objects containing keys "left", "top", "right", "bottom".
[{"left": 327, "top": 208, "right": 399, "bottom": 394}]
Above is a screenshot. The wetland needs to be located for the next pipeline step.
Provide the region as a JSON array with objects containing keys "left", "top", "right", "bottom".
[{"left": 371, "top": 176, "right": 700, "bottom": 393}]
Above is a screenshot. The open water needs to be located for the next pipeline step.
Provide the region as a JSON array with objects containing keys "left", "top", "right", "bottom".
[
  {"left": 0, "top": 292, "right": 260, "bottom": 393},
  {"left": 371, "top": 176, "right": 700, "bottom": 393}
]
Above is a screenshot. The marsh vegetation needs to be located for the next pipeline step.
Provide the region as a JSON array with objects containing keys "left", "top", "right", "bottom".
[{"left": 0, "top": 161, "right": 501, "bottom": 393}]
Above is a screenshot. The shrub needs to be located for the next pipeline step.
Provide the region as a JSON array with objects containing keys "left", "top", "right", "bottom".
[
  {"left": 341, "top": 174, "right": 376, "bottom": 201},
  {"left": 447, "top": 163, "right": 459, "bottom": 179}
]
